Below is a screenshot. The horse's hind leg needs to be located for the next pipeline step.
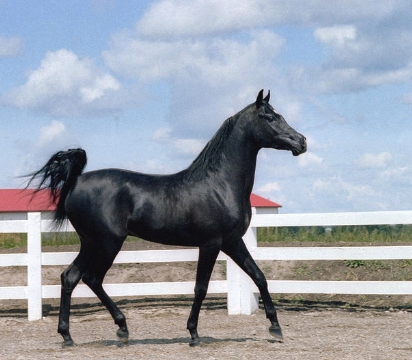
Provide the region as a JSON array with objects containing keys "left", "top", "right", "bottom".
[
  {"left": 81, "top": 245, "right": 129, "bottom": 343},
  {"left": 82, "top": 271, "right": 129, "bottom": 343},
  {"left": 58, "top": 260, "right": 86, "bottom": 347},
  {"left": 222, "top": 238, "right": 283, "bottom": 341}
]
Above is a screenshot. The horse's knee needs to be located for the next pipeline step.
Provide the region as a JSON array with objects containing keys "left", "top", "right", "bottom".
[
  {"left": 194, "top": 283, "right": 208, "bottom": 299},
  {"left": 60, "top": 265, "right": 82, "bottom": 293},
  {"left": 254, "top": 270, "right": 268, "bottom": 290}
]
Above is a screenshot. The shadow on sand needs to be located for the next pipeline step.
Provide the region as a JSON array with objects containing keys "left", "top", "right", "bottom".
[{"left": 77, "top": 335, "right": 282, "bottom": 348}]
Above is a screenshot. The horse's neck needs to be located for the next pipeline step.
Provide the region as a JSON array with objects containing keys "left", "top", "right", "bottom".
[
  {"left": 223, "top": 136, "right": 258, "bottom": 196},
  {"left": 185, "top": 113, "right": 259, "bottom": 198}
]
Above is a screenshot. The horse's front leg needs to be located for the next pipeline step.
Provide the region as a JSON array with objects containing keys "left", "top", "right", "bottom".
[
  {"left": 222, "top": 238, "right": 283, "bottom": 341},
  {"left": 187, "top": 243, "right": 221, "bottom": 346}
]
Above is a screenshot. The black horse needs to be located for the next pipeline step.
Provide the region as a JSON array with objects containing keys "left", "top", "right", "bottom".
[{"left": 27, "top": 90, "right": 306, "bottom": 347}]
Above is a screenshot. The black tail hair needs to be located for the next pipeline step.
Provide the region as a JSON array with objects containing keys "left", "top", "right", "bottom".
[{"left": 25, "top": 148, "right": 87, "bottom": 227}]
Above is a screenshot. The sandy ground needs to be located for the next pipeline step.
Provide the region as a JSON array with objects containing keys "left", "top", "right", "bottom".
[
  {"left": 1, "top": 299, "right": 412, "bottom": 360},
  {"left": 2, "top": 241, "right": 412, "bottom": 359}
]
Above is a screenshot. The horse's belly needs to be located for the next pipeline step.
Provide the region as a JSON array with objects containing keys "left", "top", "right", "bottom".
[
  {"left": 127, "top": 212, "right": 247, "bottom": 247},
  {"left": 127, "top": 224, "right": 206, "bottom": 247}
]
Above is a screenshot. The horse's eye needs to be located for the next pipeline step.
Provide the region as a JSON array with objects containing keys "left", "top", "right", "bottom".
[
  {"left": 259, "top": 113, "right": 274, "bottom": 122},
  {"left": 267, "top": 116, "right": 275, "bottom": 123}
]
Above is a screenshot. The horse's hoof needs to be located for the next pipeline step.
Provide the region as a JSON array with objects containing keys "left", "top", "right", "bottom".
[
  {"left": 269, "top": 324, "right": 283, "bottom": 342},
  {"left": 117, "top": 329, "right": 129, "bottom": 344},
  {"left": 189, "top": 338, "right": 201, "bottom": 347},
  {"left": 62, "top": 339, "right": 74, "bottom": 348}
]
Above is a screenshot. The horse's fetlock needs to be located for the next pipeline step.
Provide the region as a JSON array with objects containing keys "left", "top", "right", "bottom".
[
  {"left": 114, "top": 313, "right": 126, "bottom": 326},
  {"left": 187, "top": 320, "right": 197, "bottom": 332},
  {"left": 58, "top": 321, "right": 69, "bottom": 334}
]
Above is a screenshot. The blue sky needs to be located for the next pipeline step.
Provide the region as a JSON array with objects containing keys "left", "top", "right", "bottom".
[{"left": 1, "top": 0, "right": 412, "bottom": 213}]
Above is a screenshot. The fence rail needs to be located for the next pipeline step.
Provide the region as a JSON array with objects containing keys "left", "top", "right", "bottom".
[{"left": 1, "top": 210, "right": 412, "bottom": 321}]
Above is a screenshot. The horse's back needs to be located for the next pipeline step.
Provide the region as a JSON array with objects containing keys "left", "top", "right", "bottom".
[
  {"left": 64, "top": 167, "right": 249, "bottom": 247},
  {"left": 65, "top": 168, "right": 199, "bottom": 241}
]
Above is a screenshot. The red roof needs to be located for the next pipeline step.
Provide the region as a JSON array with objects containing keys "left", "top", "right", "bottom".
[
  {"left": 0, "top": 189, "right": 280, "bottom": 212},
  {"left": 250, "top": 193, "right": 281, "bottom": 208},
  {"left": 0, "top": 189, "right": 56, "bottom": 212}
]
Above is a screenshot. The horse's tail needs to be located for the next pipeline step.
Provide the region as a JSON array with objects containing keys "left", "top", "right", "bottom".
[{"left": 26, "top": 148, "right": 87, "bottom": 228}]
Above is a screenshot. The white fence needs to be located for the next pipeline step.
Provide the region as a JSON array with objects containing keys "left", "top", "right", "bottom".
[{"left": 1, "top": 210, "right": 412, "bottom": 321}]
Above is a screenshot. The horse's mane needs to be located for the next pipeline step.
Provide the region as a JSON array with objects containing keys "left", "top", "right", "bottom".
[{"left": 185, "top": 115, "right": 237, "bottom": 180}]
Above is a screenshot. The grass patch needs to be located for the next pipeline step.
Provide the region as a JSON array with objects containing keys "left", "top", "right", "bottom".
[
  {"left": 2, "top": 224, "right": 412, "bottom": 249},
  {"left": 0, "top": 232, "right": 81, "bottom": 249},
  {"left": 0, "top": 233, "right": 27, "bottom": 249},
  {"left": 0, "top": 232, "right": 146, "bottom": 249},
  {"left": 258, "top": 224, "right": 412, "bottom": 244}
]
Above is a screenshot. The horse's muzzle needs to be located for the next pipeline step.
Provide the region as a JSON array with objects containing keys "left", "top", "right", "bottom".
[{"left": 292, "top": 135, "right": 307, "bottom": 156}]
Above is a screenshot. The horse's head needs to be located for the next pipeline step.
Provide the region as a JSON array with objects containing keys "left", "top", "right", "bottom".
[{"left": 252, "top": 90, "right": 307, "bottom": 156}]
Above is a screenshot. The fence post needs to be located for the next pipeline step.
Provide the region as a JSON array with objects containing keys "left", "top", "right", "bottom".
[
  {"left": 27, "top": 212, "right": 42, "bottom": 321},
  {"left": 226, "top": 212, "right": 259, "bottom": 315}
]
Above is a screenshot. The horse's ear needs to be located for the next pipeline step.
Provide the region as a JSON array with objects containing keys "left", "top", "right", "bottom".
[
  {"left": 264, "top": 90, "right": 270, "bottom": 103},
  {"left": 256, "top": 89, "right": 264, "bottom": 108}
]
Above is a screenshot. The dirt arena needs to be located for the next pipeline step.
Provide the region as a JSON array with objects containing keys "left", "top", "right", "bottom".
[
  {"left": 2, "top": 241, "right": 412, "bottom": 359},
  {"left": 1, "top": 296, "right": 412, "bottom": 360}
]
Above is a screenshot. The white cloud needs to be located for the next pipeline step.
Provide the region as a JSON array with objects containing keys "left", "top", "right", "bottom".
[
  {"left": 37, "top": 120, "right": 66, "bottom": 147},
  {"left": 312, "top": 178, "right": 332, "bottom": 192},
  {"left": 136, "top": 0, "right": 399, "bottom": 39},
  {"left": 304, "top": 135, "right": 328, "bottom": 151},
  {"left": 314, "top": 25, "right": 357, "bottom": 46},
  {"left": 0, "top": 35, "right": 23, "bottom": 57},
  {"left": 104, "top": 30, "right": 284, "bottom": 83},
  {"left": 312, "top": 177, "right": 377, "bottom": 204},
  {"left": 152, "top": 127, "right": 172, "bottom": 141},
  {"left": 298, "top": 152, "right": 323, "bottom": 168},
  {"left": 317, "top": 27, "right": 412, "bottom": 73},
  {"left": 256, "top": 181, "right": 281, "bottom": 193},
  {"left": 306, "top": 7, "right": 412, "bottom": 95},
  {"left": 136, "top": 0, "right": 274, "bottom": 38},
  {"left": 2, "top": 49, "right": 121, "bottom": 116},
  {"left": 172, "top": 138, "right": 205, "bottom": 156},
  {"left": 9, "top": 49, "right": 93, "bottom": 106},
  {"left": 103, "top": 28, "right": 286, "bottom": 136},
  {"left": 144, "top": 159, "right": 170, "bottom": 173},
  {"left": 79, "top": 73, "right": 120, "bottom": 103},
  {"left": 340, "top": 181, "right": 377, "bottom": 201},
  {"left": 380, "top": 166, "right": 409, "bottom": 181},
  {"left": 356, "top": 152, "right": 393, "bottom": 169},
  {"left": 152, "top": 127, "right": 206, "bottom": 158},
  {"left": 311, "top": 63, "right": 412, "bottom": 94}
]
